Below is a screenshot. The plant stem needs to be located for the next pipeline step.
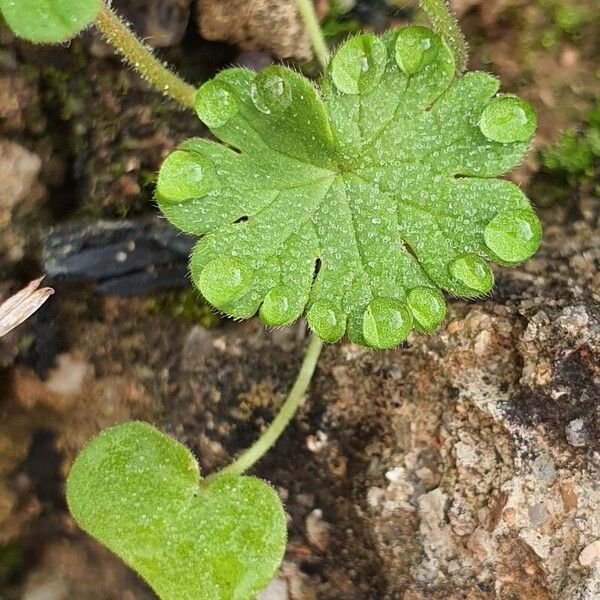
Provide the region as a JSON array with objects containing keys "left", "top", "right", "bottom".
[
  {"left": 94, "top": 4, "right": 197, "bottom": 110},
  {"left": 418, "top": 0, "right": 468, "bottom": 72},
  {"left": 295, "top": 0, "right": 330, "bottom": 69},
  {"left": 217, "top": 333, "right": 323, "bottom": 477}
]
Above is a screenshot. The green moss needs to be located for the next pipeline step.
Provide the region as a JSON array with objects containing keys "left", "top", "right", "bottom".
[
  {"left": 533, "top": 100, "right": 600, "bottom": 205},
  {"left": 320, "top": 1, "right": 361, "bottom": 43},
  {"left": 139, "top": 169, "right": 158, "bottom": 188},
  {"left": 149, "top": 289, "right": 220, "bottom": 328},
  {"left": 541, "top": 131, "right": 596, "bottom": 175},
  {"left": 553, "top": 3, "right": 586, "bottom": 33},
  {"left": 540, "top": 100, "right": 600, "bottom": 177},
  {"left": 0, "top": 545, "right": 22, "bottom": 585},
  {"left": 109, "top": 160, "right": 126, "bottom": 175}
]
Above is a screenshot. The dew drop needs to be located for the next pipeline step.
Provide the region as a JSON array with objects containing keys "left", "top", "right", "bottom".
[
  {"left": 484, "top": 209, "right": 542, "bottom": 263},
  {"left": 156, "top": 151, "right": 213, "bottom": 202},
  {"left": 449, "top": 255, "right": 494, "bottom": 294},
  {"left": 362, "top": 298, "right": 412, "bottom": 349},
  {"left": 195, "top": 78, "right": 239, "bottom": 128},
  {"left": 251, "top": 68, "right": 292, "bottom": 114},
  {"left": 407, "top": 287, "right": 446, "bottom": 332},
  {"left": 479, "top": 95, "right": 537, "bottom": 143},
  {"left": 395, "top": 26, "right": 438, "bottom": 76},
  {"left": 198, "top": 258, "right": 252, "bottom": 308},
  {"left": 307, "top": 301, "right": 345, "bottom": 343},
  {"left": 260, "top": 286, "right": 296, "bottom": 326},
  {"left": 330, "top": 35, "right": 387, "bottom": 95}
]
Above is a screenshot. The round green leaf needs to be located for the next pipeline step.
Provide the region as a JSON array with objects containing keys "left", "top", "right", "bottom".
[
  {"left": 0, "top": 0, "right": 102, "bottom": 43},
  {"left": 66, "top": 422, "right": 287, "bottom": 600},
  {"left": 157, "top": 26, "right": 541, "bottom": 349}
]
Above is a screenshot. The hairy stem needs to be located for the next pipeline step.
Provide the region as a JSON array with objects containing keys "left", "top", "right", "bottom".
[
  {"left": 418, "top": 0, "right": 468, "bottom": 72},
  {"left": 216, "top": 334, "right": 323, "bottom": 477},
  {"left": 295, "top": 0, "right": 330, "bottom": 69},
  {"left": 94, "top": 4, "right": 197, "bottom": 110}
]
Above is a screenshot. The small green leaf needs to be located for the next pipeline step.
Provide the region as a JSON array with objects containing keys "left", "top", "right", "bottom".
[
  {"left": 66, "top": 422, "right": 286, "bottom": 600},
  {"left": 156, "top": 26, "right": 542, "bottom": 349},
  {"left": 0, "top": 0, "right": 102, "bottom": 43}
]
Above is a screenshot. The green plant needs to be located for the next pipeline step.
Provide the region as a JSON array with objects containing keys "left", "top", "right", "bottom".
[
  {"left": 67, "top": 422, "right": 286, "bottom": 600},
  {"left": 1, "top": 1, "right": 542, "bottom": 598},
  {"left": 320, "top": 0, "right": 361, "bottom": 45},
  {"left": 540, "top": 100, "right": 600, "bottom": 179},
  {"left": 532, "top": 100, "right": 600, "bottom": 205},
  {"left": 156, "top": 29, "right": 539, "bottom": 349},
  {"left": 0, "top": 0, "right": 101, "bottom": 43}
]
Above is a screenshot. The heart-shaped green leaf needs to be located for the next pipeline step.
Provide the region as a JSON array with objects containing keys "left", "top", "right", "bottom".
[
  {"left": 156, "top": 26, "right": 542, "bottom": 349},
  {"left": 66, "top": 422, "right": 287, "bottom": 600},
  {"left": 0, "top": 0, "right": 102, "bottom": 43}
]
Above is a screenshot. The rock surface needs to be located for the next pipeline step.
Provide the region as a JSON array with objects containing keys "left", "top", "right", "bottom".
[
  {"left": 313, "top": 200, "right": 600, "bottom": 598},
  {"left": 196, "top": 0, "right": 312, "bottom": 60},
  {"left": 0, "top": 139, "right": 41, "bottom": 212}
]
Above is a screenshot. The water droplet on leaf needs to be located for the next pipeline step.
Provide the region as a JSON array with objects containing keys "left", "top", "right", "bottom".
[
  {"left": 362, "top": 298, "right": 412, "bottom": 349},
  {"left": 250, "top": 67, "right": 292, "bottom": 114},
  {"left": 479, "top": 95, "right": 536, "bottom": 143},
  {"left": 449, "top": 255, "right": 494, "bottom": 294},
  {"left": 156, "top": 151, "right": 213, "bottom": 202},
  {"left": 407, "top": 288, "right": 446, "bottom": 332},
  {"left": 330, "top": 35, "right": 387, "bottom": 95},
  {"left": 196, "top": 79, "right": 239, "bottom": 128},
  {"left": 198, "top": 258, "right": 252, "bottom": 307},
  {"left": 484, "top": 209, "right": 542, "bottom": 263},
  {"left": 260, "top": 286, "right": 296, "bottom": 326},
  {"left": 307, "top": 301, "right": 345, "bottom": 343},
  {"left": 395, "top": 26, "right": 440, "bottom": 76}
]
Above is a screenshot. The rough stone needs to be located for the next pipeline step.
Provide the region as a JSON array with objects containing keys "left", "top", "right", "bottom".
[
  {"left": 258, "top": 576, "right": 290, "bottom": 600},
  {"left": 196, "top": 0, "right": 312, "bottom": 60},
  {"left": 0, "top": 139, "right": 41, "bottom": 211},
  {"left": 305, "top": 508, "right": 331, "bottom": 551},
  {"left": 579, "top": 540, "right": 600, "bottom": 567}
]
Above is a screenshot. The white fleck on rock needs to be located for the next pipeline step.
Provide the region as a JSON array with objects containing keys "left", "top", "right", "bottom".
[
  {"left": 385, "top": 466, "right": 405, "bottom": 484},
  {"left": 579, "top": 540, "right": 600, "bottom": 567},
  {"left": 45, "top": 354, "right": 91, "bottom": 396},
  {"left": 366, "top": 486, "right": 385, "bottom": 508},
  {"left": 23, "top": 581, "right": 66, "bottom": 600},
  {"left": 306, "top": 430, "right": 328, "bottom": 452},
  {"left": 532, "top": 453, "right": 556, "bottom": 484},
  {"left": 258, "top": 576, "right": 289, "bottom": 600},
  {"left": 416, "top": 488, "right": 455, "bottom": 582},
  {"left": 305, "top": 508, "right": 331, "bottom": 551},
  {"left": 566, "top": 418, "right": 587, "bottom": 447},
  {"left": 528, "top": 502, "right": 550, "bottom": 527}
]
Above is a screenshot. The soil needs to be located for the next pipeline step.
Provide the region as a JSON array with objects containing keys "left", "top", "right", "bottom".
[{"left": 0, "top": 1, "right": 599, "bottom": 599}]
